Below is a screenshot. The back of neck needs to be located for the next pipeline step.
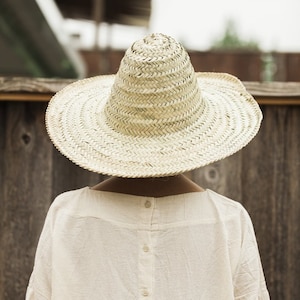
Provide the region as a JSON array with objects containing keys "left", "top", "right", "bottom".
[{"left": 91, "top": 174, "right": 204, "bottom": 197}]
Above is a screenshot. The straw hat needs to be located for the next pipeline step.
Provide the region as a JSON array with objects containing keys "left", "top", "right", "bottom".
[{"left": 46, "top": 33, "right": 262, "bottom": 178}]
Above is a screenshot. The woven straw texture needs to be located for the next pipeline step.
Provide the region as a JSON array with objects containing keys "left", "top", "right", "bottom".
[{"left": 46, "top": 33, "right": 262, "bottom": 177}]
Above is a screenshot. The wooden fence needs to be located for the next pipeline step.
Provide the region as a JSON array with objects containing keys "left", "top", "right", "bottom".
[
  {"left": 0, "top": 77, "right": 300, "bottom": 300},
  {"left": 81, "top": 50, "right": 300, "bottom": 81}
]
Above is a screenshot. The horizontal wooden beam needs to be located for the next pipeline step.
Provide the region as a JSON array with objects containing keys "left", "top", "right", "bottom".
[
  {"left": 256, "top": 97, "right": 300, "bottom": 105},
  {"left": 1, "top": 77, "right": 300, "bottom": 105},
  {"left": 0, "top": 77, "right": 74, "bottom": 93},
  {"left": 1, "top": 93, "right": 299, "bottom": 105},
  {"left": 244, "top": 81, "right": 300, "bottom": 97},
  {"left": 0, "top": 93, "right": 53, "bottom": 101}
]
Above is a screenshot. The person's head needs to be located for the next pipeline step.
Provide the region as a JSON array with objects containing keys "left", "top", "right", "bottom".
[{"left": 46, "top": 33, "right": 262, "bottom": 178}]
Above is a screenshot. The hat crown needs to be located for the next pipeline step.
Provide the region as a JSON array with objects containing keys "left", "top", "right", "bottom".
[{"left": 104, "top": 33, "right": 204, "bottom": 137}]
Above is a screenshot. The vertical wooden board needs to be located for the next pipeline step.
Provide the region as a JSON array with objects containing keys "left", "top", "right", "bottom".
[
  {"left": 109, "top": 50, "right": 125, "bottom": 74},
  {"left": 284, "top": 106, "right": 300, "bottom": 300},
  {"left": 189, "top": 52, "right": 262, "bottom": 81},
  {"left": 0, "top": 102, "right": 53, "bottom": 300},
  {"left": 0, "top": 102, "right": 6, "bottom": 177},
  {"left": 51, "top": 147, "right": 104, "bottom": 200},
  {"left": 0, "top": 102, "right": 7, "bottom": 296},
  {"left": 239, "top": 106, "right": 275, "bottom": 296},
  {"left": 241, "top": 105, "right": 300, "bottom": 300},
  {"left": 286, "top": 54, "right": 300, "bottom": 81},
  {"left": 269, "top": 53, "right": 300, "bottom": 81},
  {"left": 273, "top": 53, "right": 287, "bottom": 81},
  {"left": 191, "top": 151, "right": 243, "bottom": 201},
  {"left": 79, "top": 50, "right": 124, "bottom": 77}
]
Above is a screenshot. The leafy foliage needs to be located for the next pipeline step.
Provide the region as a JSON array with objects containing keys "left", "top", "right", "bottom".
[{"left": 211, "top": 20, "right": 260, "bottom": 51}]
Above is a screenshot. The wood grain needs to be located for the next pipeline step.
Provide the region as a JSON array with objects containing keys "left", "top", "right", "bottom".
[
  {"left": 51, "top": 149, "right": 104, "bottom": 199},
  {"left": 0, "top": 102, "right": 53, "bottom": 299},
  {"left": 1, "top": 77, "right": 300, "bottom": 105},
  {"left": 244, "top": 81, "right": 300, "bottom": 96},
  {"left": 236, "top": 106, "right": 299, "bottom": 300},
  {"left": 0, "top": 77, "right": 74, "bottom": 93}
]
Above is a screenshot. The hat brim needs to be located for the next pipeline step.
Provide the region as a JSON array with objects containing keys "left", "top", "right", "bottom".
[{"left": 46, "top": 72, "right": 262, "bottom": 178}]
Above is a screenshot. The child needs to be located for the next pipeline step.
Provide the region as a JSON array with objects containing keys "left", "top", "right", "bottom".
[{"left": 26, "top": 33, "right": 269, "bottom": 299}]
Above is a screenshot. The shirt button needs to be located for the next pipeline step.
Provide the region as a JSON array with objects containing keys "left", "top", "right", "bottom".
[
  {"left": 143, "top": 245, "right": 150, "bottom": 252},
  {"left": 142, "top": 289, "right": 149, "bottom": 297},
  {"left": 144, "top": 200, "right": 151, "bottom": 208}
]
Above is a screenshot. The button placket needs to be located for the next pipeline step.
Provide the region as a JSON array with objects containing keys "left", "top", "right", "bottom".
[
  {"left": 138, "top": 230, "right": 153, "bottom": 299},
  {"left": 140, "top": 198, "right": 154, "bottom": 225},
  {"left": 138, "top": 198, "right": 155, "bottom": 299}
]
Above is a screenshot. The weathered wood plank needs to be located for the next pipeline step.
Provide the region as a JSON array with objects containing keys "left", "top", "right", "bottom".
[
  {"left": 272, "top": 53, "right": 300, "bottom": 81},
  {"left": 0, "top": 77, "right": 299, "bottom": 96},
  {"left": 51, "top": 149, "right": 104, "bottom": 199},
  {"left": 189, "top": 51, "right": 262, "bottom": 81},
  {"left": 283, "top": 106, "right": 300, "bottom": 300},
  {"left": 254, "top": 97, "right": 300, "bottom": 106},
  {"left": 244, "top": 81, "right": 300, "bottom": 96},
  {"left": 0, "top": 77, "right": 74, "bottom": 93},
  {"left": 0, "top": 102, "right": 6, "bottom": 297},
  {"left": 0, "top": 93, "right": 53, "bottom": 101},
  {"left": 240, "top": 105, "right": 300, "bottom": 300},
  {"left": 1, "top": 92, "right": 300, "bottom": 105},
  {"left": 191, "top": 151, "right": 243, "bottom": 201},
  {"left": 239, "top": 106, "right": 279, "bottom": 298},
  {"left": 0, "top": 102, "right": 53, "bottom": 299},
  {"left": 1, "top": 93, "right": 300, "bottom": 105}
]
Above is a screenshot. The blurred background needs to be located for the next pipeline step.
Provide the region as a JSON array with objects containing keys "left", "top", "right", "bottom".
[
  {"left": 0, "top": 1, "right": 299, "bottom": 300},
  {"left": 1, "top": 0, "right": 300, "bottom": 80}
]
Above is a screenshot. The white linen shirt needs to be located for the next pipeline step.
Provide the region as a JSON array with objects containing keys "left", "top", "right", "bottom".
[{"left": 26, "top": 187, "right": 269, "bottom": 300}]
